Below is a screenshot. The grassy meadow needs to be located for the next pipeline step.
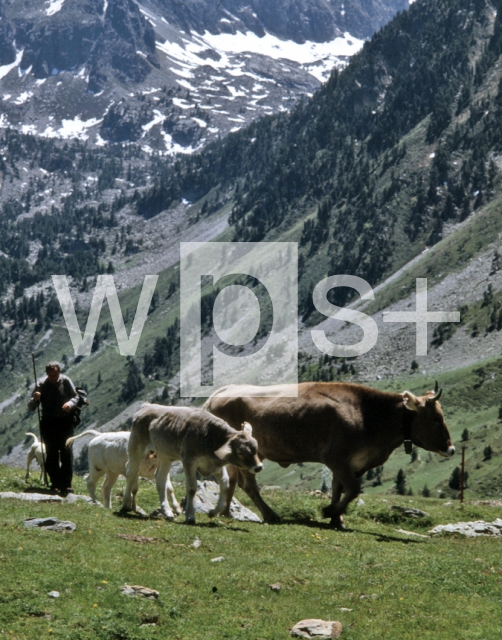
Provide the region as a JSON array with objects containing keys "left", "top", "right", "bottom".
[{"left": 1, "top": 466, "right": 502, "bottom": 640}]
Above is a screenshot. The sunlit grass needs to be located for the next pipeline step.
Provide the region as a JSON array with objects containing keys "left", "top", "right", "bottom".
[{"left": 1, "top": 465, "right": 502, "bottom": 639}]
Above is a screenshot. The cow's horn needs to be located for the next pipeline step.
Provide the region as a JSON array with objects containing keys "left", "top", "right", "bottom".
[{"left": 430, "top": 381, "right": 442, "bottom": 402}]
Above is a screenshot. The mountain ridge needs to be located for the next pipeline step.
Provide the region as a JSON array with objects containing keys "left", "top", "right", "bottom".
[{"left": 0, "top": 0, "right": 407, "bottom": 151}]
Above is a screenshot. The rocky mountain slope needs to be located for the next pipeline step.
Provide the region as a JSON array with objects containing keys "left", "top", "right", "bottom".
[{"left": 0, "top": 0, "right": 407, "bottom": 152}]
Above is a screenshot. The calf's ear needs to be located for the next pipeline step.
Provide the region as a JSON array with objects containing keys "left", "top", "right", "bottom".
[
  {"left": 214, "top": 439, "right": 232, "bottom": 460},
  {"left": 242, "top": 421, "right": 253, "bottom": 436},
  {"left": 402, "top": 390, "right": 420, "bottom": 411}
]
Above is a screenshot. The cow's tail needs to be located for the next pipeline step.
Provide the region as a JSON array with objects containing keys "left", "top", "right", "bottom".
[
  {"left": 202, "top": 386, "right": 230, "bottom": 411},
  {"left": 25, "top": 432, "right": 39, "bottom": 446},
  {"left": 65, "top": 429, "right": 101, "bottom": 448}
]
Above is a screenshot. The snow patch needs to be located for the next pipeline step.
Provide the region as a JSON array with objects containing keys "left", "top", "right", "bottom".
[
  {"left": 172, "top": 98, "right": 192, "bottom": 109},
  {"left": 175, "top": 79, "right": 196, "bottom": 91},
  {"left": 192, "top": 117, "right": 207, "bottom": 128},
  {"left": 45, "top": 0, "right": 66, "bottom": 17},
  {"left": 0, "top": 48, "right": 24, "bottom": 81},
  {"left": 15, "top": 91, "right": 33, "bottom": 105},
  {"left": 160, "top": 130, "right": 201, "bottom": 155},
  {"left": 41, "top": 116, "right": 102, "bottom": 140},
  {"left": 142, "top": 109, "right": 166, "bottom": 134},
  {"left": 21, "top": 124, "right": 37, "bottom": 135},
  {"left": 170, "top": 66, "right": 195, "bottom": 79},
  {"left": 226, "top": 85, "right": 247, "bottom": 98}
]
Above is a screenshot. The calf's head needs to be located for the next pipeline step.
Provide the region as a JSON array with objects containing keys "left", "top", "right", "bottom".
[
  {"left": 402, "top": 383, "right": 455, "bottom": 457},
  {"left": 214, "top": 422, "right": 263, "bottom": 473}
]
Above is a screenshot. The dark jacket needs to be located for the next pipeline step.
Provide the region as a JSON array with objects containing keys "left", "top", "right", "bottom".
[{"left": 28, "top": 374, "right": 78, "bottom": 419}]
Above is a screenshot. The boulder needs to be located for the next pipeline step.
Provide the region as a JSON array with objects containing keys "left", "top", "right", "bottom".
[
  {"left": 121, "top": 584, "right": 159, "bottom": 600},
  {"left": 391, "top": 506, "right": 430, "bottom": 518},
  {"left": 189, "top": 480, "right": 262, "bottom": 522},
  {"left": 291, "top": 619, "right": 342, "bottom": 638},
  {"left": 429, "top": 519, "right": 502, "bottom": 537},
  {"left": 0, "top": 491, "right": 62, "bottom": 502},
  {"left": 23, "top": 517, "right": 76, "bottom": 532}
]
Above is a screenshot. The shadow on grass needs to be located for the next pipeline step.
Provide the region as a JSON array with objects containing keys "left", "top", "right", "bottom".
[
  {"left": 113, "top": 510, "right": 251, "bottom": 532},
  {"left": 352, "top": 528, "right": 428, "bottom": 544},
  {"left": 23, "top": 486, "right": 56, "bottom": 495}
]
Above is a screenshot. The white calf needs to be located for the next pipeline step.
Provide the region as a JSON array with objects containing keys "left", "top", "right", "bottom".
[
  {"left": 65, "top": 430, "right": 158, "bottom": 508},
  {"left": 25, "top": 432, "right": 46, "bottom": 480},
  {"left": 121, "top": 404, "right": 262, "bottom": 524}
]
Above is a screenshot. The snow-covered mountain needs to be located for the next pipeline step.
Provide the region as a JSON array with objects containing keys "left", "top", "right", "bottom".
[{"left": 0, "top": 0, "right": 408, "bottom": 153}]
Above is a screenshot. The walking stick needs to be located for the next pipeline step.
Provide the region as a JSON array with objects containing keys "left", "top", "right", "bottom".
[{"left": 31, "top": 353, "right": 48, "bottom": 486}]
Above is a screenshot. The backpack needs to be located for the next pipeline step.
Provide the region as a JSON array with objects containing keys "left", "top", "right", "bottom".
[{"left": 72, "top": 387, "right": 90, "bottom": 426}]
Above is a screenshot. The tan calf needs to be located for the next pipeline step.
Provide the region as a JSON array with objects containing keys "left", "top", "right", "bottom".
[{"left": 121, "top": 404, "right": 262, "bottom": 524}]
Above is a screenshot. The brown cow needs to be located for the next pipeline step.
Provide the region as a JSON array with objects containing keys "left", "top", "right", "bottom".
[{"left": 204, "top": 381, "right": 455, "bottom": 528}]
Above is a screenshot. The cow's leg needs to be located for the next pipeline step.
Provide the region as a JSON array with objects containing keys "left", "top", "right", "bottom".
[
  {"left": 101, "top": 471, "right": 119, "bottom": 509},
  {"left": 25, "top": 450, "right": 34, "bottom": 480},
  {"left": 321, "top": 464, "right": 360, "bottom": 529},
  {"left": 209, "top": 466, "right": 229, "bottom": 518},
  {"left": 236, "top": 469, "right": 280, "bottom": 523},
  {"left": 155, "top": 461, "right": 175, "bottom": 520},
  {"left": 182, "top": 460, "right": 198, "bottom": 524},
  {"left": 164, "top": 466, "right": 182, "bottom": 516},
  {"left": 122, "top": 452, "right": 142, "bottom": 513},
  {"left": 86, "top": 467, "right": 104, "bottom": 504},
  {"left": 220, "top": 464, "right": 238, "bottom": 517},
  {"left": 323, "top": 480, "right": 345, "bottom": 530}
]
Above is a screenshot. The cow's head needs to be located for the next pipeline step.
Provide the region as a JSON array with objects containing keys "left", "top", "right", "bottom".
[
  {"left": 214, "top": 422, "right": 263, "bottom": 473},
  {"left": 402, "top": 383, "right": 455, "bottom": 457}
]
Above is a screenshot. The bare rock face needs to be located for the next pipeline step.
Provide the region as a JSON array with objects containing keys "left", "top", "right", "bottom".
[
  {"left": 88, "top": 0, "right": 159, "bottom": 92},
  {"left": 149, "top": 0, "right": 408, "bottom": 42},
  {"left": 6, "top": 0, "right": 158, "bottom": 86}
]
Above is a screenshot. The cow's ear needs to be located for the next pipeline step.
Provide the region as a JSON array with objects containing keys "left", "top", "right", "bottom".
[
  {"left": 242, "top": 421, "right": 253, "bottom": 436},
  {"left": 213, "top": 439, "right": 232, "bottom": 460},
  {"left": 402, "top": 391, "right": 420, "bottom": 411}
]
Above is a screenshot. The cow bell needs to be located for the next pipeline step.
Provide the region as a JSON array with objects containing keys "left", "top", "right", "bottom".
[{"left": 404, "top": 439, "right": 413, "bottom": 455}]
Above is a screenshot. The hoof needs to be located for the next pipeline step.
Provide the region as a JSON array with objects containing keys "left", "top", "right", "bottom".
[
  {"left": 135, "top": 506, "right": 147, "bottom": 517},
  {"left": 208, "top": 508, "right": 220, "bottom": 519},
  {"left": 329, "top": 515, "right": 346, "bottom": 531},
  {"left": 174, "top": 506, "right": 183, "bottom": 516},
  {"left": 263, "top": 512, "right": 282, "bottom": 524},
  {"left": 185, "top": 516, "right": 196, "bottom": 525}
]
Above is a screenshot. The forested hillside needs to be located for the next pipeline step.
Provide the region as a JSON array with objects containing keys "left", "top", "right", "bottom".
[{"left": 136, "top": 0, "right": 502, "bottom": 312}]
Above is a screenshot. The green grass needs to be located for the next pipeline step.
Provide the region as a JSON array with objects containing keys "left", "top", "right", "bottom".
[{"left": 2, "top": 466, "right": 502, "bottom": 639}]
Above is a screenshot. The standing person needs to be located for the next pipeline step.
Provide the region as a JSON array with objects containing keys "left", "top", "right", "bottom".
[{"left": 28, "top": 361, "right": 78, "bottom": 495}]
